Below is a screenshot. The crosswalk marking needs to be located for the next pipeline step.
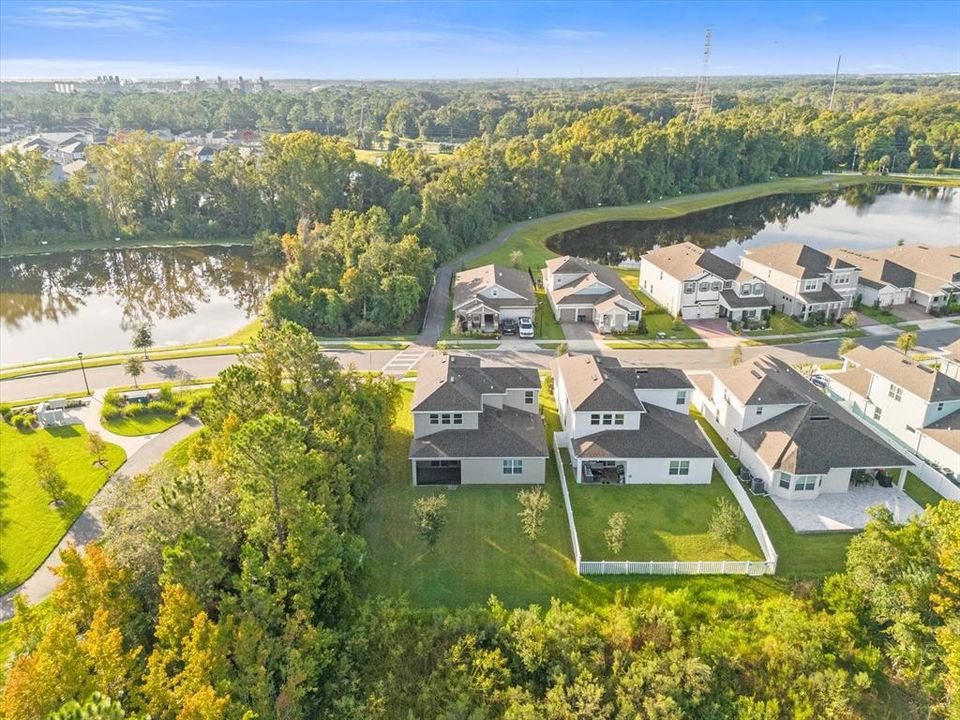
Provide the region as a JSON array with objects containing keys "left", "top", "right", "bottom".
[{"left": 382, "top": 347, "right": 428, "bottom": 376}]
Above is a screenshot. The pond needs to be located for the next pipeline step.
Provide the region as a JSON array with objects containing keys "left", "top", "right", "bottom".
[
  {"left": 546, "top": 184, "right": 959, "bottom": 265},
  {"left": 0, "top": 245, "right": 279, "bottom": 365}
]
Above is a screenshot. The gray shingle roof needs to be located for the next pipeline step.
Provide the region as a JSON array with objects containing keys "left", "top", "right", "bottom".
[
  {"left": 720, "top": 289, "right": 772, "bottom": 309},
  {"left": 744, "top": 242, "right": 850, "bottom": 279},
  {"left": 738, "top": 402, "right": 910, "bottom": 475},
  {"left": 799, "top": 284, "right": 844, "bottom": 304},
  {"left": 546, "top": 257, "right": 641, "bottom": 311},
  {"left": 572, "top": 403, "right": 715, "bottom": 460},
  {"left": 554, "top": 354, "right": 691, "bottom": 412},
  {"left": 412, "top": 353, "right": 541, "bottom": 412},
  {"left": 409, "top": 406, "right": 547, "bottom": 459},
  {"left": 452, "top": 264, "right": 535, "bottom": 310}
]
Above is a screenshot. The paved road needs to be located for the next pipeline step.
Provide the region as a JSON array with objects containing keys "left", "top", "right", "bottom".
[
  {"left": 0, "top": 417, "right": 202, "bottom": 620},
  {"left": 3, "top": 328, "right": 958, "bottom": 403}
]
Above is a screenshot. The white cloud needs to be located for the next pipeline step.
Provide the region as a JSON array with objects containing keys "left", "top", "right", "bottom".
[
  {"left": 9, "top": 2, "right": 169, "bottom": 31},
  {"left": 541, "top": 28, "right": 604, "bottom": 40}
]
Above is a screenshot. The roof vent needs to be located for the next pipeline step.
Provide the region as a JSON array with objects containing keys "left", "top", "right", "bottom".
[
  {"left": 810, "top": 415, "right": 830, "bottom": 421},
  {"left": 450, "top": 376, "right": 455, "bottom": 383},
  {"left": 635, "top": 368, "right": 649, "bottom": 375},
  {"left": 750, "top": 369, "right": 763, "bottom": 379}
]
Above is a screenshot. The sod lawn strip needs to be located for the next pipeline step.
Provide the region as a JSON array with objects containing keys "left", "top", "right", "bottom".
[{"left": 0, "top": 423, "right": 125, "bottom": 594}]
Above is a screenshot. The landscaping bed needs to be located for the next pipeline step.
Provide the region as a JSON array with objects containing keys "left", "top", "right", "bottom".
[
  {"left": 101, "top": 385, "right": 206, "bottom": 436},
  {"left": 0, "top": 423, "right": 125, "bottom": 594}
]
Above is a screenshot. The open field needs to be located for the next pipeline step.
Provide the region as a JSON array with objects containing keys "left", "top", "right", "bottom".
[{"left": 0, "top": 423, "right": 125, "bottom": 594}]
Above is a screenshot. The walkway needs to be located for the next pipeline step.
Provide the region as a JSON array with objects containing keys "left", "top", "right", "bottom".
[{"left": 0, "top": 417, "right": 202, "bottom": 620}]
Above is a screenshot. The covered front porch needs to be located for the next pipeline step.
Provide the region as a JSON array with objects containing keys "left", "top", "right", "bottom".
[
  {"left": 771, "top": 483, "right": 922, "bottom": 532},
  {"left": 456, "top": 304, "right": 500, "bottom": 333}
]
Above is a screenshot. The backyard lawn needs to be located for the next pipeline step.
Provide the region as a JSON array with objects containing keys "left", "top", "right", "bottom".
[
  {"left": 564, "top": 458, "right": 763, "bottom": 562},
  {"left": 0, "top": 423, "right": 126, "bottom": 594}
]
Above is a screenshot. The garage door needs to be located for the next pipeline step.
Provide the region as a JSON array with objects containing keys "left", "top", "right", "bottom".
[{"left": 681, "top": 306, "right": 700, "bottom": 320}]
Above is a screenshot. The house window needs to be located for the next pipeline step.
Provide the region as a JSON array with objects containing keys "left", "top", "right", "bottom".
[
  {"left": 676, "top": 390, "right": 687, "bottom": 406},
  {"left": 453, "top": 413, "right": 463, "bottom": 425},
  {"left": 502, "top": 459, "right": 523, "bottom": 475},
  {"left": 669, "top": 460, "right": 690, "bottom": 476},
  {"left": 755, "top": 406, "right": 763, "bottom": 415},
  {"left": 711, "top": 281, "right": 721, "bottom": 291},
  {"left": 602, "top": 413, "right": 613, "bottom": 426},
  {"left": 628, "top": 310, "right": 640, "bottom": 322},
  {"left": 873, "top": 407, "right": 882, "bottom": 421},
  {"left": 699, "top": 282, "right": 710, "bottom": 291},
  {"left": 590, "top": 414, "right": 601, "bottom": 425},
  {"left": 888, "top": 384, "right": 903, "bottom": 402},
  {"left": 779, "top": 474, "right": 791, "bottom": 489},
  {"left": 441, "top": 413, "right": 451, "bottom": 425},
  {"left": 659, "top": 271, "right": 663, "bottom": 280},
  {"left": 753, "top": 283, "right": 764, "bottom": 294},
  {"left": 723, "top": 280, "right": 733, "bottom": 289},
  {"left": 803, "top": 279, "right": 818, "bottom": 291},
  {"left": 614, "top": 413, "right": 625, "bottom": 425},
  {"left": 684, "top": 282, "right": 696, "bottom": 293},
  {"left": 429, "top": 414, "right": 439, "bottom": 425},
  {"left": 524, "top": 390, "right": 535, "bottom": 405},
  {"left": 834, "top": 274, "right": 849, "bottom": 285},
  {"left": 794, "top": 475, "right": 818, "bottom": 491},
  {"left": 936, "top": 402, "right": 944, "bottom": 411}
]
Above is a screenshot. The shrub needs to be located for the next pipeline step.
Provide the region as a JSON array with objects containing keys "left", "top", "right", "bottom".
[
  {"left": 604, "top": 512, "right": 629, "bottom": 555},
  {"left": 517, "top": 487, "right": 551, "bottom": 540},
  {"left": 158, "top": 383, "right": 174, "bottom": 403},
  {"left": 412, "top": 494, "right": 449, "bottom": 546},
  {"left": 0, "top": 403, "right": 12, "bottom": 422},
  {"left": 11, "top": 413, "right": 36, "bottom": 430},
  {"left": 709, "top": 497, "right": 742, "bottom": 548}
]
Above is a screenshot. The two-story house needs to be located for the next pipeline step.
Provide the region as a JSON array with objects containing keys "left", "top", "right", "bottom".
[
  {"left": 740, "top": 242, "right": 859, "bottom": 321},
  {"left": 830, "top": 345, "right": 960, "bottom": 474},
  {"left": 553, "top": 354, "right": 716, "bottom": 484},
  {"left": 408, "top": 353, "right": 547, "bottom": 485},
  {"left": 542, "top": 256, "right": 643, "bottom": 333},
  {"left": 639, "top": 241, "right": 772, "bottom": 322},
  {"left": 691, "top": 355, "right": 910, "bottom": 500},
  {"left": 452, "top": 264, "right": 536, "bottom": 333}
]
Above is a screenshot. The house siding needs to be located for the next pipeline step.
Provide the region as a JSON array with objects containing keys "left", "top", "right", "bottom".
[{"left": 460, "top": 457, "right": 546, "bottom": 484}]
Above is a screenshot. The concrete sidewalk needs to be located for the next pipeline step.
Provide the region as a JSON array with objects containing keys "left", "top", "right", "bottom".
[{"left": 0, "top": 418, "right": 202, "bottom": 620}]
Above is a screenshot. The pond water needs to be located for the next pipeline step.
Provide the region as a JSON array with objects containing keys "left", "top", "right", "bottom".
[
  {"left": 546, "top": 184, "right": 959, "bottom": 265},
  {"left": 0, "top": 245, "right": 279, "bottom": 365}
]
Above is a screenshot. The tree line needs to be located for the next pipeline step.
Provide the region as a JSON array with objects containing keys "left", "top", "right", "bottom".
[
  {"left": 1, "top": 88, "right": 958, "bottom": 334},
  {"left": 1, "top": 321, "right": 957, "bottom": 718}
]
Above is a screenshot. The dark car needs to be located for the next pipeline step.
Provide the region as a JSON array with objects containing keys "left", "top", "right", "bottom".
[{"left": 500, "top": 318, "right": 518, "bottom": 335}]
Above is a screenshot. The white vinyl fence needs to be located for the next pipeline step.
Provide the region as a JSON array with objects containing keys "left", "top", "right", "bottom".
[{"left": 552, "top": 430, "right": 777, "bottom": 577}]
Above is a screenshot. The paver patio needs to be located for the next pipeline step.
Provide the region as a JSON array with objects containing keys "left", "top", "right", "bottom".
[{"left": 771, "top": 486, "right": 923, "bottom": 533}]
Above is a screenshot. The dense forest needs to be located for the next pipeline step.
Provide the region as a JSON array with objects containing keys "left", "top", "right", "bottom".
[
  {"left": 1, "top": 323, "right": 957, "bottom": 719},
  {"left": 2, "top": 77, "right": 958, "bottom": 333}
]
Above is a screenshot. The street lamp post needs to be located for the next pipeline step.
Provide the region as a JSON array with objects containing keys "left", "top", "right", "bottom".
[{"left": 77, "top": 352, "right": 90, "bottom": 396}]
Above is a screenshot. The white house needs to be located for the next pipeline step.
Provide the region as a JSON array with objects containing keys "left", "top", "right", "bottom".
[
  {"left": 408, "top": 353, "right": 547, "bottom": 485},
  {"left": 830, "top": 345, "right": 960, "bottom": 474},
  {"left": 553, "top": 354, "right": 716, "bottom": 484},
  {"left": 639, "top": 241, "right": 771, "bottom": 322},
  {"left": 451, "top": 264, "right": 536, "bottom": 333},
  {"left": 691, "top": 355, "right": 911, "bottom": 500},
  {"left": 542, "top": 256, "right": 642, "bottom": 333},
  {"left": 740, "top": 242, "right": 859, "bottom": 322}
]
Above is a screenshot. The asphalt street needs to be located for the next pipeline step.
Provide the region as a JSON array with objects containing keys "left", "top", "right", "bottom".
[{"left": 3, "top": 326, "right": 957, "bottom": 404}]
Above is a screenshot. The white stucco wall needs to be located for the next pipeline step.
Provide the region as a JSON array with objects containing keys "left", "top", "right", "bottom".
[
  {"left": 460, "top": 457, "right": 546, "bottom": 484},
  {"left": 622, "top": 457, "right": 713, "bottom": 484}
]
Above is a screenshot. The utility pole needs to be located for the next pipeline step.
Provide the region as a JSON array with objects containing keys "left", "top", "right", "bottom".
[
  {"left": 828, "top": 54, "right": 841, "bottom": 111},
  {"left": 688, "top": 28, "right": 713, "bottom": 123}
]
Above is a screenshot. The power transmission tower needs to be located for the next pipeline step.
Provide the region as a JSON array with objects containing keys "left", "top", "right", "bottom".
[
  {"left": 688, "top": 28, "right": 713, "bottom": 123},
  {"left": 828, "top": 55, "right": 841, "bottom": 110}
]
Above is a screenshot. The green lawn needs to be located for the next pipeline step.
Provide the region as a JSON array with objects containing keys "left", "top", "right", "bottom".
[
  {"left": 689, "top": 407, "right": 853, "bottom": 577},
  {"left": 613, "top": 268, "right": 701, "bottom": 340},
  {"left": 857, "top": 305, "right": 903, "bottom": 325},
  {"left": 903, "top": 473, "right": 946, "bottom": 509},
  {"left": 163, "top": 429, "right": 206, "bottom": 469},
  {"left": 0, "top": 423, "right": 126, "bottom": 594},
  {"left": 565, "top": 461, "right": 763, "bottom": 562},
  {"left": 744, "top": 313, "right": 811, "bottom": 336},
  {"left": 102, "top": 410, "right": 182, "bottom": 436}
]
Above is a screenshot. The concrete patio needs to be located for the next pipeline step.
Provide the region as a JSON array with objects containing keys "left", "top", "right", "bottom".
[{"left": 771, "top": 486, "right": 923, "bottom": 533}]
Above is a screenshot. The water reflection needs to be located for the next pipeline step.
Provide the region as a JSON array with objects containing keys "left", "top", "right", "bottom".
[
  {"left": 547, "top": 184, "right": 958, "bottom": 264},
  {"left": 1, "top": 246, "right": 278, "bottom": 364}
]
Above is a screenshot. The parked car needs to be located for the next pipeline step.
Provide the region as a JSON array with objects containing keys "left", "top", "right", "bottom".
[
  {"left": 810, "top": 373, "right": 830, "bottom": 389},
  {"left": 518, "top": 317, "right": 534, "bottom": 338},
  {"left": 501, "top": 318, "right": 518, "bottom": 335}
]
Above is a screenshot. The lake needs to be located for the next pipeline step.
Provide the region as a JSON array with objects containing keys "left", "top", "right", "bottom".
[
  {"left": 0, "top": 245, "right": 279, "bottom": 366},
  {"left": 546, "top": 184, "right": 959, "bottom": 264}
]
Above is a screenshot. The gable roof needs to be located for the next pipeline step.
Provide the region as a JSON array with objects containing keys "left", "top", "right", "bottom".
[
  {"left": 452, "top": 264, "right": 534, "bottom": 310},
  {"left": 713, "top": 356, "right": 808, "bottom": 406},
  {"left": 864, "top": 244, "right": 960, "bottom": 294},
  {"left": 545, "top": 255, "right": 591, "bottom": 274},
  {"left": 744, "top": 242, "right": 853, "bottom": 279},
  {"left": 572, "top": 402, "right": 715, "bottom": 460},
  {"left": 827, "top": 248, "right": 915, "bottom": 291},
  {"left": 554, "top": 354, "right": 691, "bottom": 412},
  {"left": 409, "top": 405, "right": 547, "bottom": 459},
  {"left": 545, "top": 257, "right": 642, "bottom": 310},
  {"left": 844, "top": 345, "right": 960, "bottom": 402},
  {"left": 412, "top": 353, "right": 540, "bottom": 412},
  {"left": 918, "top": 408, "right": 960, "bottom": 452},
  {"left": 641, "top": 241, "right": 742, "bottom": 282}
]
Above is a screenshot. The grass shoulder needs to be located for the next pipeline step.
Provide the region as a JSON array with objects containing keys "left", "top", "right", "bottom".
[{"left": 0, "top": 422, "right": 125, "bottom": 594}]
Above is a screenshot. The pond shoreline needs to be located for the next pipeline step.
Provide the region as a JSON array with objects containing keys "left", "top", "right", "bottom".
[{"left": 0, "top": 235, "right": 254, "bottom": 260}]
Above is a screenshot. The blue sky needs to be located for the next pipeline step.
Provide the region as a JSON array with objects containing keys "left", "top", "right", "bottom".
[{"left": 1, "top": 0, "right": 957, "bottom": 80}]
